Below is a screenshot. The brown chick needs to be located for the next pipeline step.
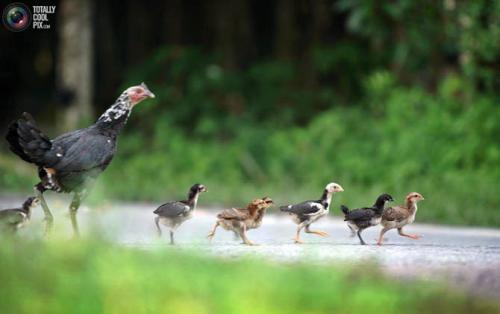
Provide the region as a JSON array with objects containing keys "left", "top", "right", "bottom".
[
  {"left": 207, "top": 197, "right": 273, "bottom": 245},
  {"left": 377, "top": 192, "right": 425, "bottom": 245}
]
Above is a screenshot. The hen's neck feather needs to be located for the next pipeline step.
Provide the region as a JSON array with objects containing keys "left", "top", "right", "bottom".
[{"left": 95, "top": 94, "right": 132, "bottom": 134}]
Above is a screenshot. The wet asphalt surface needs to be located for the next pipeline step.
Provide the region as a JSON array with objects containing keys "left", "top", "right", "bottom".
[{"left": 1, "top": 196, "right": 500, "bottom": 298}]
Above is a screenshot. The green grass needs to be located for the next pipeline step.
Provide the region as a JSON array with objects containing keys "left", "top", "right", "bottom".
[{"left": 0, "top": 239, "right": 498, "bottom": 314}]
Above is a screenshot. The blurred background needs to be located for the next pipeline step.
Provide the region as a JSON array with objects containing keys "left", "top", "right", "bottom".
[{"left": 1, "top": 0, "right": 499, "bottom": 226}]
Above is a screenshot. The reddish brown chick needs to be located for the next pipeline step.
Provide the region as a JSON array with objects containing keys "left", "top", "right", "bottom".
[
  {"left": 207, "top": 197, "right": 273, "bottom": 245},
  {"left": 377, "top": 192, "right": 425, "bottom": 245}
]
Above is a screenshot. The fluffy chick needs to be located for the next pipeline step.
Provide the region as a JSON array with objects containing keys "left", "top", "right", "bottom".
[
  {"left": 153, "top": 183, "right": 207, "bottom": 245},
  {"left": 280, "top": 182, "right": 344, "bottom": 243},
  {"left": 0, "top": 197, "right": 39, "bottom": 233},
  {"left": 207, "top": 197, "right": 273, "bottom": 245},
  {"left": 377, "top": 192, "right": 425, "bottom": 245},
  {"left": 340, "top": 193, "right": 394, "bottom": 245}
]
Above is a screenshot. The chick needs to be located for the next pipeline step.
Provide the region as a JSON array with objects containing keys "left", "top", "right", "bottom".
[
  {"left": 280, "top": 182, "right": 344, "bottom": 244},
  {"left": 0, "top": 197, "right": 40, "bottom": 233},
  {"left": 377, "top": 192, "right": 425, "bottom": 246},
  {"left": 154, "top": 183, "right": 207, "bottom": 245},
  {"left": 207, "top": 197, "right": 273, "bottom": 246},
  {"left": 340, "top": 193, "right": 394, "bottom": 245}
]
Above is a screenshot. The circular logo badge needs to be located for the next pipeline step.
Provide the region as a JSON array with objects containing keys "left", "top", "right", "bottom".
[{"left": 2, "top": 3, "right": 31, "bottom": 32}]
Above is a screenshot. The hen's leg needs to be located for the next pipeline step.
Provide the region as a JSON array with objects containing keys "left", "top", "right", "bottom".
[
  {"left": 169, "top": 230, "right": 175, "bottom": 245},
  {"left": 207, "top": 221, "right": 220, "bottom": 242},
  {"left": 34, "top": 184, "right": 53, "bottom": 236},
  {"left": 154, "top": 217, "right": 162, "bottom": 237},
  {"left": 69, "top": 192, "right": 82, "bottom": 238},
  {"left": 305, "top": 225, "right": 329, "bottom": 237},
  {"left": 397, "top": 228, "right": 421, "bottom": 240},
  {"left": 377, "top": 228, "right": 390, "bottom": 246},
  {"left": 356, "top": 230, "right": 366, "bottom": 245}
]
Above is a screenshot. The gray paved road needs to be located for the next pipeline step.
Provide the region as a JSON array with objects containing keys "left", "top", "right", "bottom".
[{"left": 1, "top": 197, "right": 500, "bottom": 297}]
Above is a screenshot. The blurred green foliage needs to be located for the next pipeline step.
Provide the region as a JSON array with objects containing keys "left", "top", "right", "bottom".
[
  {"left": 0, "top": 240, "right": 497, "bottom": 314},
  {"left": 337, "top": 0, "right": 500, "bottom": 93}
]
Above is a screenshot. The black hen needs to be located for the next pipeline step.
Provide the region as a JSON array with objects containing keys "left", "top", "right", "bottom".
[
  {"left": 5, "top": 83, "right": 155, "bottom": 236},
  {"left": 340, "top": 193, "right": 394, "bottom": 245},
  {"left": 153, "top": 183, "right": 207, "bottom": 245}
]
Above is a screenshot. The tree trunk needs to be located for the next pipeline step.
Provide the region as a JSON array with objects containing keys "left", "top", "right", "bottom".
[
  {"left": 275, "top": 0, "right": 296, "bottom": 61},
  {"left": 57, "top": 0, "right": 94, "bottom": 130}
]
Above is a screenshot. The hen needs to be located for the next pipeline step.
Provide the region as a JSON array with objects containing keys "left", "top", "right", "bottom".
[
  {"left": 5, "top": 83, "right": 155, "bottom": 236},
  {"left": 377, "top": 192, "right": 425, "bottom": 245},
  {"left": 207, "top": 197, "right": 273, "bottom": 245}
]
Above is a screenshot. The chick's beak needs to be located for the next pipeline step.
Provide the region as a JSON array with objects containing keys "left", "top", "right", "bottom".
[{"left": 337, "top": 186, "right": 344, "bottom": 192}]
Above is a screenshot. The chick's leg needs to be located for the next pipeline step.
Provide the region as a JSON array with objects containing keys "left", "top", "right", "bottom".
[
  {"left": 348, "top": 225, "right": 356, "bottom": 237},
  {"left": 34, "top": 185, "right": 53, "bottom": 236},
  {"left": 294, "top": 225, "right": 305, "bottom": 244},
  {"left": 207, "top": 221, "right": 220, "bottom": 242},
  {"left": 305, "top": 225, "right": 329, "bottom": 237},
  {"left": 154, "top": 216, "right": 162, "bottom": 237},
  {"left": 239, "top": 224, "right": 256, "bottom": 246},
  {"left": 377, "top": 228, "right": 390, "bottom": 246},
  {"left": 356, "top": 230, "right": 366, "bottom": 245},
  {"left": 397, "top": 228, "right": 421, "bottom": 240}
]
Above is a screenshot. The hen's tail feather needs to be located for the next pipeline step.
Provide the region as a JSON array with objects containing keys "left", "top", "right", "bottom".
[
  {"left": 340, "top": 205, "right": 350, "bottom": 216},
  {"left": 6, "top": 112, "right": 55, "bottom": 166}
]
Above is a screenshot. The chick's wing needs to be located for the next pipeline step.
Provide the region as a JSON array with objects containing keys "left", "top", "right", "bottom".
[
  {"left": 217, "top": 208, "right": 250, "bottom": 221},
  {"left": 383, "top": 206, "right": 409, "bottom": 222}
]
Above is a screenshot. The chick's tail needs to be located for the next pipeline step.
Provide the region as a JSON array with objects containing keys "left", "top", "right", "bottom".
[
  {"left": 340, "top": 205, "right": 350, "bottom": 216},
  {"left": 279, "top": 205, "right": 292, "bottom": 213}
]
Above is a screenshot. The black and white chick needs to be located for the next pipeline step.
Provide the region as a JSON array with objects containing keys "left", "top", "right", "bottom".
[
  {"left": 280, "top": 182, "right": 344, "bottom": 244},
  {"left": 0, "top": 197, "right": 40, "bottom": 234},
  {"left": 153, "top": 184, "right": 207, "bottom": 245},
  {"left": 340, "top": 193, "right": 394, "bottom": 245}
]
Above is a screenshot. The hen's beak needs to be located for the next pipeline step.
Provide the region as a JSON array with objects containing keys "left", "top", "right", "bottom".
[
  {"left": 141, "top": 82, "right": 156, "bottom": 98},
  {"left": 337, "top": 186, "right": 344, "bottom": 192}
]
